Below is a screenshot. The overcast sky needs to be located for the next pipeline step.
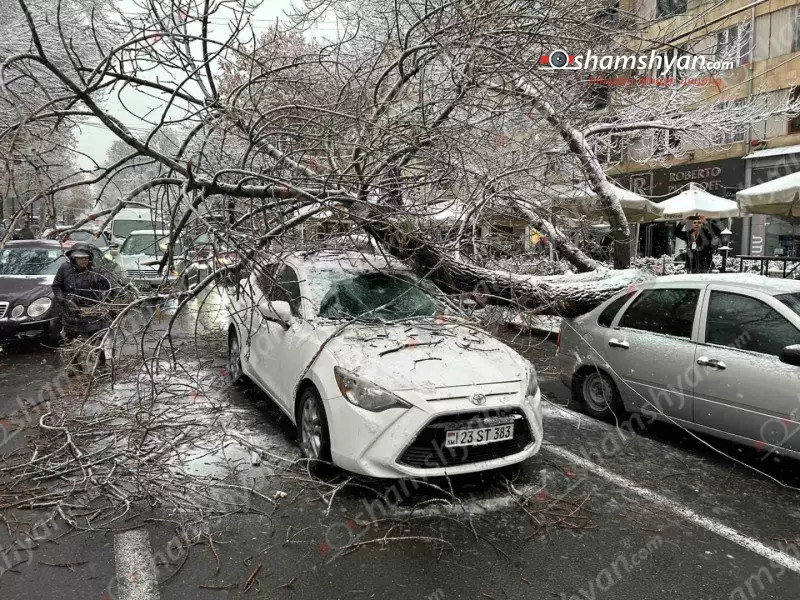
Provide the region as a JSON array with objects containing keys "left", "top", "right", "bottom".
[{"left": 74, "top": 0, "right": 311, "bottom": 169}]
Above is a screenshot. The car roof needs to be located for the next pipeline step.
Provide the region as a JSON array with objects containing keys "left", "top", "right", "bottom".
[
  {"left": 286, "top": 250, "right": 408, "bottom": 273},
  {"left": 127, "top": 229, "right": 172, "bottom": 236},
  {"left": 5, "top": 240, "right": 67, "bottom": 249},
  {"left": 647, "top": 273, "right": 800, "bottom": 295}
]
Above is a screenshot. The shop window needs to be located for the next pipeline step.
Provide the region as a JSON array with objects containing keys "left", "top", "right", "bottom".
[{"left": 656, "top": 0, "right": 686, "bottom": 19}]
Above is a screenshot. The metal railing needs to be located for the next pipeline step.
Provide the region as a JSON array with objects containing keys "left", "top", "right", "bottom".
[{"left": 737, "top": 255, "right": 800, "bottom": 278}]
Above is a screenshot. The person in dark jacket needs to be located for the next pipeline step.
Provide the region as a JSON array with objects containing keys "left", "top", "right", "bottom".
[
  {"left": 52, "top": 242, "right": 112, "bottom": 341},
  {"left": 677, "top": 215, "right": 718, "bottom": 273}
]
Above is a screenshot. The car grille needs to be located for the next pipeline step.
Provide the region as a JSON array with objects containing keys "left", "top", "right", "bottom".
[
  {"left": 127, "top": 269, "right": 158, "bottom": 280},
  {"left": 0, "top": 302, "right": 7, "bottom": 319},
  {"left": 398, "top": 408, "right": 533, "bottom": 469}
]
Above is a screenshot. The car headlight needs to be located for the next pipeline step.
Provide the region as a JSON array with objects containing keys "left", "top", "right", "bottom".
[
  {"left": 334, "top": 367, "right": 412, "bottom": 412},
  {"left": 11, "top": 304, "right": 24, "bottom": 318},
  {"left": 27, "top": 297, "right": 52, "bottom": 318},
  {"left": 526, "top": 367, "right": 539, "bottom": 397}
]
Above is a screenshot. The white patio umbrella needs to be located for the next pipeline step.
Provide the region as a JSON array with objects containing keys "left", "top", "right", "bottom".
[
  {"left": 657, "top": 183, "right": 740, "bottom": 220},
  {"left": 736, "top": 172, "right": 800, "bottom": 217},
  {"left": 550, "top": 182, "right": 664, "bottom": 223}
]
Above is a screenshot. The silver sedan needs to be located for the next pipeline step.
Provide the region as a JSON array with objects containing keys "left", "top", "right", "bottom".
[{"left": 555, "top": 274, "right": 800, "bottom": 459}]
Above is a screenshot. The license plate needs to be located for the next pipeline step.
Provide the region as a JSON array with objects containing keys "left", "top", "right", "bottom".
[{"left": 445, "top": 424, "right": 514, "bottom": 447}]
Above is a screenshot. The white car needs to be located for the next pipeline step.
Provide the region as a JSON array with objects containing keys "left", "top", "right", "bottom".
[
  {"left": 114, "top": 230, "right": 185, "bottom": 289},
  {"left": 227, "top": 251, "right": 543, "bottom": 478}
]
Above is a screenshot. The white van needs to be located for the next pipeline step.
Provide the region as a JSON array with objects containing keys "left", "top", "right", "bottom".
[{"left": 110, "top": 208, "right": 167, "bottom": 248}]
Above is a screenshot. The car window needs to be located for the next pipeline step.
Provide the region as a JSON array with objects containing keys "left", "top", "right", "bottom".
[
  {"left": 706, "top": 291, "right": 800, "bottom": 357},
  {"left": 0, "top": 248, "right": 65, "bottom": 275},
  {"left": 619, "top": 288, "right": 699, "bottom": 338},
  {"left": 597, "top": 291, "right": 633, "bottom": 328},
  {"left": 277, "top": 266, "right": 303, "bottom": 316},
  {"left": 777, "top": 292, "right": 800, "bottom": 318}
]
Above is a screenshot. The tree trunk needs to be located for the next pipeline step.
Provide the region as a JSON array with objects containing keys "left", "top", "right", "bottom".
[{"left": 612, "top": 227, "right": 632, "bottom": 270}]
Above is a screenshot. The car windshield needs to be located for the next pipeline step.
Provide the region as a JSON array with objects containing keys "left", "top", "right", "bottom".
[
  {"left": 113, "top": 219, "right": 166, "bottom": 239},
  {"left": 315, "top": 270, "right": 437, "bottom": 322},
  {"left": 0, "top": 248, "right": 65, "bottom": 275},
  {"left": 121, "top": 234, "right": 182, "bottom": 256},
  {"left": 777, "top": 292, "right": 800, "bottom": 318}
]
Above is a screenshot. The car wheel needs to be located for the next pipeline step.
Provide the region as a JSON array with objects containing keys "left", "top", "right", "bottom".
[
  {"left": 297, "top": 386, "right": 331, "bottom": 463},
  {"left": 577, "top": 369, "right": 623, "bottom": 419},
  {"left": 227, "top": 329, "right": 246, "bottom": 386}
]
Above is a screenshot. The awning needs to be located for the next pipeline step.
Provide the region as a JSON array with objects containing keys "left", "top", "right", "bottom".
[
  {"left": 657, "top": 183, "right": 740, "bottom": 219},
  {"left": 742, "top": 144, "right": 800, "bottom": 160},
  {"left": 736, "top": 172, "right": 800, "bottom": 217},
  {"left": 548, "top": 182, "right": 664, "bottom": 223}
]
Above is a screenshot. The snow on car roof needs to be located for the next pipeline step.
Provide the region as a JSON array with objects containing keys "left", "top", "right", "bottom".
[
  {"left": 292, "top": 250, "right": 409, "bottom": 273},
  {"left": 653, "top": 273, "right": 800, "bottom": 294}
]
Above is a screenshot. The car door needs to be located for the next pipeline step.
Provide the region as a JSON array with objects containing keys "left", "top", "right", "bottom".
[
  {"left": 692, "top": 288, "right": 800, "bottom": 454},
  {"left": 603, "top": 285, "right": 704, "bottom": 423},
  {"left": 237, "top": 265, "right": 286, "bottom": 403},
  {"left": 268, "top": 264, "right": 317, "bottom": 409}
]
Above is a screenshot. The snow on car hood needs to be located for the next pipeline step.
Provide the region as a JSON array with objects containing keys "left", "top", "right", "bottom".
[
  {"left": 323, "top": 320, "right": 528, "bottom": 391},
  {"left": 117, "top": 254, "right": 159, "bottom": 271}
]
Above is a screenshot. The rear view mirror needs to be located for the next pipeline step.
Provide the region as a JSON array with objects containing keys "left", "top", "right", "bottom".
[
  {"left": 779, "top": 344, "right": 800, "bottom": 367},
  {"left": 258, "top": 300, "right": 292, "bottom": 329}
]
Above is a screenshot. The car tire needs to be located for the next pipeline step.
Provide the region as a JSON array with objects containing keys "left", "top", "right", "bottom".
[
  {"left": 227, "top": 329, "right": 246, "bottom": 386},
  {"left": 297, "top": 386, "right": 332, "bottom": 463},
  {"left": 575, "top": 369, "right": 623, "bottom": 420}
]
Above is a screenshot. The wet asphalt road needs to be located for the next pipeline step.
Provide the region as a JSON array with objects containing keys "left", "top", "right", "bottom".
[{"left": 1, "top": 305, "right": 799, "bottom": 600}]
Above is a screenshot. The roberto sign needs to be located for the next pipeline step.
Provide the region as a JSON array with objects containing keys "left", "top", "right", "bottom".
[{"left": 617, "top": 158, "right": 744, "bottom": 199}]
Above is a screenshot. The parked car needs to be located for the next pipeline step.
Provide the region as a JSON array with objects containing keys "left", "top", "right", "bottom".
[
  {"left": 42, "top": 227, "right": 112, "bottom": 252},
  {"left": 555, "top": 274, "right": 800, "bottom": 459},
  {"left": 180, "top": 234, "right": 239, "bottom": 289},
  {"left": 227, "top": 250, "right": 543, "bottom": 478},
  {"left": 114, "top": 230, "right": 185, "bottom": 289},
  {"left": 0, "top": 241, "right": 127, "bottom": 344},
  {"left": 110, "top": 208, "right": 166, "bottom": 248}
]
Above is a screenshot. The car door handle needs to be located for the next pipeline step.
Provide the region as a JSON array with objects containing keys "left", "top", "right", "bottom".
[
  {"left": 608, "top": 338, "right": 629, "bottom": 349},
  {"left": 697, "top": 356, "right": 727, "bottom": 370}
]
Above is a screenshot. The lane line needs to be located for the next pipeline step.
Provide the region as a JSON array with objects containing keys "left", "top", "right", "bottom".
[
  {"left": 114, "top": 529, "right": 160, "bottom": 600},
  {"left": 546, "top": 444, "right": 800, "bottom": 574}
]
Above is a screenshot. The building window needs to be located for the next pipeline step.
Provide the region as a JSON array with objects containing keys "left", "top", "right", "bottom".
[
  {"left": 794, "top": 7, "right": 800, "bottom": 53},
  {"left": 711, "top": 100, "right": 747, "bottom": 145},
  {"left": 790, "top": 87, "right": 800, "bottom": 134},
  {"left": 589, "top": 84, "right": 611, "bottom": 110},
  {"left": 592, "top": 133, "right": 626, "bottom": 164},
  {"left": 593, "top": 1, "right": 620, "bottom": 27},
  {"left": 656, "top": 0, "right": 686, "bottom": 19},
  {"left": 715, "top": 22, "right": 751, "bottom": 68}
]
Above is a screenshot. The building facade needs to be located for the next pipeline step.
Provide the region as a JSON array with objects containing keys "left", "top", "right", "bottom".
[{"left": 611, "top": 0, "right": 800, "bottom": 258}]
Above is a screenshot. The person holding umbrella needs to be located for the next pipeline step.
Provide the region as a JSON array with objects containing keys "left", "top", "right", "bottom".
[{"left": 678, "top": 215, "right": 719, "bottom": 273}]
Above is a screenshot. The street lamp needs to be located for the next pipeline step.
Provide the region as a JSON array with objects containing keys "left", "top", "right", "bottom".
[{"left": 719, "top": 227, "right": 732, "bottom": 273}]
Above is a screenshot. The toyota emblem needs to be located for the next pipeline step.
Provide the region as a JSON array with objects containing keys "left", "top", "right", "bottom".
[{"left": 470, "top": 393, "right": 487, "bottom": 406}]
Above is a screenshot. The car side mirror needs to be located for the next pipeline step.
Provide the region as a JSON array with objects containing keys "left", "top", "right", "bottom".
[
  {"left": 258, "top": 300, "right": 292, "bottom": 329},
  {"left": 779, "top": 344, "right": 800, "bottom": 367}
]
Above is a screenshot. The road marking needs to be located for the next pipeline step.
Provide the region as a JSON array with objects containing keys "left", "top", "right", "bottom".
[
  {"left": 114, "top": 529, "right": 160, "bottom": 600},
  {"left": 546, "top": 444, "right": 800, "bottom": 574}
]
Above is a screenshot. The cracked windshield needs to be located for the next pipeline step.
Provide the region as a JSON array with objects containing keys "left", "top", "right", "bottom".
[{"left": 2, "top": 1, "right": 800, "bottom": 600}]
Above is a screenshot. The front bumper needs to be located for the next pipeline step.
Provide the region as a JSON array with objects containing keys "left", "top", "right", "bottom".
[
  {"left": 326, "top": 386, "right": 544, "bottom": 479},
  {"left": 0, "top": 315, "right": 60, "bottom": 342}
]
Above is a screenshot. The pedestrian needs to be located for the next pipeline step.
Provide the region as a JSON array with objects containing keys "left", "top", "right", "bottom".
[
  {"left": 678, "top": 215, "right": 718, "bottom": 273},
  {"left": 51, "top": 242, "right": 112, "bottom": 373}
]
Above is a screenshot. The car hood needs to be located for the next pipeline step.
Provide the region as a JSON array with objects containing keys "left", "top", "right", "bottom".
[
  {"left": 322, "top": 320, "right": 528, "bottom": 391},
  {"left": 0, "top": 275, "right": 55, "bottom": 304},
  {"left": 117, "top": 254, "right": 159, "bottom": 270}
]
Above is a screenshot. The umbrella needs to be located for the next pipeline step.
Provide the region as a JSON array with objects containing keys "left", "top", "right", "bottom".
[
  {"left": 736, "top": 172, "right": 800, "bottom": 217},
  {"left": 657, "top": 183, "right": 740, "bottom": 220},
  {"left": 550, "top": 182, "right": 664, "bottom": 223}
]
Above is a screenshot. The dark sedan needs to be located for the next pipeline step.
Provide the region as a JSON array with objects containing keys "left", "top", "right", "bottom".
[
  {"left": 0, "top": 241, "right": 65, "bottom": 343},
  {"left": 0, "top": 241, "right": 128, "bottom": 344}
]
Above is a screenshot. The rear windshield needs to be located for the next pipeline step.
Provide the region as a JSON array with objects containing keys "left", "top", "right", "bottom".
[
  {"left": 0, "top": 248, "right": 65, "bottom": 275},
  {"left": 121, "top": 234, "right": 182, "bottom": 256},
  {"left": 112, "top": 219, "right": 167, "bottom": 239},
  {"left": 777, "top": 292, "right": 800, "bottom": 318}
]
